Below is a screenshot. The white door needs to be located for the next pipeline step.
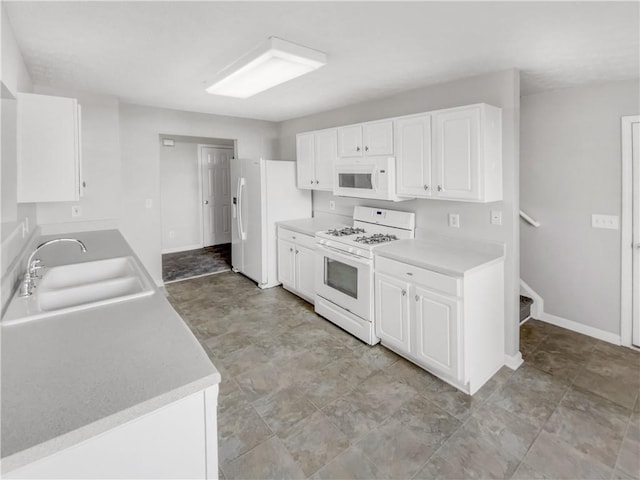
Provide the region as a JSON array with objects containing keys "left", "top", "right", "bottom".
[
  {"left": 296, "top": 133, "right": 315, "bottom": 189},
  {"left": 375, "top": 272, "right": 411, "bottom": 353},
  {"left": 363, "top": 121, "right": 394, "bottom": 156},
  {"left": 337, "top": 125, "right": 363, "bottom": 157},
  {"left": 200, "top": 146, "right": 232, "bottom": 246},
  {"left": 633, "top": 121, "right": 640, "bottom": 346},
  {"left": 433, "top": 107, "right": 481, "bottom": 200},
  {"left": 278, "top": 238, "right": 295, "bottom": 288},
  {"left": 395, "top": 115, "right": 432, "bottom": 197},
  {"left": 295, "top": 244, "right": 316, "bottom": 300},
  {"left": 314, "top": 129, "right": 337, "bottom": 191},
  {"left": 413, "top": 286, "right": 460, "bottom": 380}
]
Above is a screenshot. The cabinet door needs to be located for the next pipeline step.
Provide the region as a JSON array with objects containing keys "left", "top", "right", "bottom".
[
  {"left": 295, "top": 244, "right": 316, "bottom": 300},
  {"left": 433, "top": 107, "right": 481, "bottom": 200},
  {"left": 314, "top": 129, "right": 336, "bottom": 191},
  {"left": 337, "top": 125, "right": 363, "bottom": 157},
  {"left": 17, "top": 93, "right": 80, "bottom": 203},
  {"left": 363, "top": 121, "right": 393, "bottom": 156},
  {"left": 375, "top": 272, "right": 411, "bottom": 353},
  {"left": 395, "top": 115, "right": 431, "bottom": 197},
  {"left": 296, "top": 133, "right": 315, "bottom": 189},
  {"left": 413, "top": 286, "right": 460, "bottom": 380},
  {"left": 277, "top": 239, "right": 295, "bottom": 288}
]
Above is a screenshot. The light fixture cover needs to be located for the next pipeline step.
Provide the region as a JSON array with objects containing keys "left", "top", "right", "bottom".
[{"left": 206, "top": 37, "right": 326, "bottom": 98}]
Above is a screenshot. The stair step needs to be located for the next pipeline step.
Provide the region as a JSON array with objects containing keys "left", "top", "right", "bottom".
[{"left": 520, "top": 295, "right": 533, "bottom": 323}]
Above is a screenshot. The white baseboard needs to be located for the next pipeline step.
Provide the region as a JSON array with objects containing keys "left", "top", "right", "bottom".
[
  {"left": 539, "top": 312, "right": 621, "bottom": 346},
  {"left": 504, "top": 351, "right": 523, "bottom": 370}
]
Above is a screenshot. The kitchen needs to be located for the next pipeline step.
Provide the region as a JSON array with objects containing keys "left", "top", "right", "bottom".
[{"left": 1, "top": 2, "right": 639, "bottom": 480}]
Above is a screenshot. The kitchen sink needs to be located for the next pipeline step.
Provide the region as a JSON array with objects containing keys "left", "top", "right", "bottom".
[{"left": 2, "top": 256, "right": 155, "bottom": 326}]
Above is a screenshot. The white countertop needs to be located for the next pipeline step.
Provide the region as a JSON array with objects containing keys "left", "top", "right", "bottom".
[
  {"left": 1, "top": 230, "right": 220, "bottom": 473},
  {"left": 375, "top": 238, "right": 505, "bottom": 276},
  {"left": 277, "top": 216, "right": 349, "bottom": 237}
]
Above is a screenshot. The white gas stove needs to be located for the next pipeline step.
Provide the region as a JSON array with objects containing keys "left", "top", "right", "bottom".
[{"left": 314, "top": 206, "right": 415, "bottom": 345}]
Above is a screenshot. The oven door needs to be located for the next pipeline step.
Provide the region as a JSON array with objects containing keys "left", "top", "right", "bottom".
[{"left": 315, "top": 244, "right": 372, "bottom": 321}]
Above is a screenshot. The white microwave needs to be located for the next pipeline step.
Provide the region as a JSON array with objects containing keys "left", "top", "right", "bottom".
[{"left": 333, "top": 157, "right": 406, "bottom": 201}]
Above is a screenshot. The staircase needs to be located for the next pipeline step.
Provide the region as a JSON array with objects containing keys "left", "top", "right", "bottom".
[{"left": 520, "top": 295, "right": 533, "bottom": 323}]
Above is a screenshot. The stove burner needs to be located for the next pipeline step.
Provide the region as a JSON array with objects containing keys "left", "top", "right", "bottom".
[
  {"left": 326, "top": 227, "right": 366, "bottom": 237},
  {"left": 354, "top": 233, "right": 398, "bottom": 245}
]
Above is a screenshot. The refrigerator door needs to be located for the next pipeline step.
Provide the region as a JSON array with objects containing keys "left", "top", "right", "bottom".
[
  {"left": 230, "top": 158, "right": 243, "bottom": 272},
  {"left": 239, "top": 158, "right": 266, "bottom": 286}
]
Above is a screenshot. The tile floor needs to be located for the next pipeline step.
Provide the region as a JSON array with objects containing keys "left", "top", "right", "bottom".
[
  {"left": 166, "top": 272, "right": 640, "bottom": 480},
  {"left": 162, "top": 244, "right": 231, "bottom": 283}
]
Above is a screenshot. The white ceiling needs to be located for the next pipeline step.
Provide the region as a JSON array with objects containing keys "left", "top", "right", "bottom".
[{"left": 5, "top": 1, "right": 639, "bottom": 122}]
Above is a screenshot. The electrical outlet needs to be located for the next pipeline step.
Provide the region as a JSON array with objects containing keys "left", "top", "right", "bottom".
[
  {"left": 71, "top": 205, "right": 82, "bottom": 217},
  {"left": 329, "top": 200, "right": 335, "bottom": 210},
  {"left": 145, "top": 199, "right": 153, "bottom": 209},
  {"left": 490, "top": 210, "right": 502, "bottom": 225},
  {"left": 448, "top": 213, "right": 460, "bottom": 228},
  {"left": 592, "top": 214, "right": 619, "bottom": 230}
]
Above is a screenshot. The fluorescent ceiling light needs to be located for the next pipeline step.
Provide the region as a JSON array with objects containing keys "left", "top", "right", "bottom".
[{"left": 206, "top": 37, "right": 327, "bottom": 98}]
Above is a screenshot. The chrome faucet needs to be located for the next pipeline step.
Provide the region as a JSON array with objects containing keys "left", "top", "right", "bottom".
[{"left": 19, "top": 238, "right": 88, "bottom": 297}]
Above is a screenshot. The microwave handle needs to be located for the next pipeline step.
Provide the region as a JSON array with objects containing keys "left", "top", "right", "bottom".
[{"left": 371, "top": 169, "right": 379, "bottom": 191}]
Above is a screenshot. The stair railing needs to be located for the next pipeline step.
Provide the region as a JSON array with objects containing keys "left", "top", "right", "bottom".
[{"left": 519, "top": 210, "right": 540, "bottom": 227}]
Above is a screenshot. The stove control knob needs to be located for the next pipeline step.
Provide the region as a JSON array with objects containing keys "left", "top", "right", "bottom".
[{"left": 348, "top": 247, "right": 354, "bottom": 253}]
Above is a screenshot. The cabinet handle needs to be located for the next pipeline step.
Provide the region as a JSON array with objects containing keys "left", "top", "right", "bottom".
[
  {"left": 365, "top": 146, "right": 369, "bottom": 152},
  {"left": 437, "top": 185, "right": 442, "bottom": 192},
  {"left": 310, "top": 180, "right": 314, "bottom": 184},
  {"left": 316, "top": 180, "right": 319, "bottom": 184},
  {"left": 402, "top": 290, "right": 406, "bottom": 296},
  {"left": 356, "top": 146, "right": 361, "bottom": 152},
  {"left": 292, "top": 236, "right": 296, "bottom": 240},
  {"left": 289, "top": 247, "right": 293, "bottom": 252},
  {"left": 415, "top": 295, "right": 419, "bottom": 301},
  {"left": 406, "top": 272, "right": 413, "bottom": 276},
  {"left": 295, "top": 250, "right": 299, "bottom": 254},
  {"left": 423, "top": 185, "right": 429, "bottom": 190}
]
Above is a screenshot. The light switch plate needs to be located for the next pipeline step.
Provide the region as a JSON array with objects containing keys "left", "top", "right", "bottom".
[
  {"left": 592, "top": 214, "right": 619, "bottom": 230},
  {"left": 491, "top": 210, "right": 502, "bottom": 225},
  {"left": 448, "top": 213, "right": 460, "bottom": 228},
  {"left": 145, "top": 199, "right": 153, "bottom": 209}
]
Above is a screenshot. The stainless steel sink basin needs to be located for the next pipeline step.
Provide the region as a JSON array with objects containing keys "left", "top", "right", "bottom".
[{"left": 2, "top": 256, "right": 155, "bottom": 326}]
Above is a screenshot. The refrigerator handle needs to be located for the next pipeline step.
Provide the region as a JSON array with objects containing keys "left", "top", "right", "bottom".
[{"left": 237, "top": 177, "right": 247, "bottom": 240}]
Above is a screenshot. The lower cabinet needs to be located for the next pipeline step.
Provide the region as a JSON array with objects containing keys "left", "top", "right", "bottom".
[
  {"left": 374, "top": 255, "right": 504, "bottom": 395},
  {"left": 277, "top": 227, "right": 316, "bottom": 303},
  {"left": 6, "top": 386, "right": 219, "bottom": 479}
]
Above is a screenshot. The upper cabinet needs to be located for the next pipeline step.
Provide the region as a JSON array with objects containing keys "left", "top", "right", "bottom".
[
  {"left": 395, "top": 114, "right": 432, "bottom": 197},
  {"left": 296, "top": 128, "right": 336, "bottom": 191},
  {"left": 17, "top": 93, "right": 82, "bottom": 203},
  {"left": 337, "top": 120, "right": 393, "bottom": 157},
  {"left": 296, "top": 103, "right": 502, "bottom": 203}
]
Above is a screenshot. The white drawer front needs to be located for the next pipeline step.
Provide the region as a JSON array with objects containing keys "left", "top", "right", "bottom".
[{"left": 375, "top": 256, "right": 460, "bottom": 297}]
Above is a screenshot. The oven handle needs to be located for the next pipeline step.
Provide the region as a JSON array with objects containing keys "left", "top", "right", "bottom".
[{"left": 316, "top": 243, "right": 370, "bottom": 265}]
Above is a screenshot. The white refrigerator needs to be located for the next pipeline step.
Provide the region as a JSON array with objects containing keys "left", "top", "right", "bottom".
[{"left": 231, "top": 158, "right": 312, "bottom": 288}]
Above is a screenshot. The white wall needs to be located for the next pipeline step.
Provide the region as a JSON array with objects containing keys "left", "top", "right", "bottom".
[
  {"left": 119, "top": 103, "right": 278, "bottom": 284},
  {"left": 159, "top": 140, "right": 202, "bottom": 252},
  {"left": 33, "top": 87, "right": 122, "bottom": 234},
  {"left": 278, "top": 70, "right": 521, "bottom": 358},
  {"left": 1, "top": 6, "right": 37, "bottom": 312},
  {"left": 520, "top": 80, "right": 640, "bottom": 338}
]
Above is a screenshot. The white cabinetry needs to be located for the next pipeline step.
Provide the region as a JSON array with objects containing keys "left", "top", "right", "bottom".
[
  {"left": 6, "top": 386, "right": 218, "bottom": 479},
  {"left": 374, "top": 254, "right": 504, "bottom": 395},
  {"left": 337, "top": 121, "right": 393, "bottom": 157},
  {"left": 296, "top": 129, "right": 336, "bottom": 191},
  {"left": 277, "top": 227, "right": 316, "bottom": 303},
  {"left": 395, "top": 114, "right": 432, "bottom": 197},
  {"left": 395, "top": 104, "right": 502, "bottom": 202},
  {"left": 17, "top": 93, "right": 82, "bottom": 203}
]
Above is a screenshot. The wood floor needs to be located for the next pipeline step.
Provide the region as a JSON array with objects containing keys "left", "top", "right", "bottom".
[{"left": 167, "top": 272, "right": 640, "bottom": 480}]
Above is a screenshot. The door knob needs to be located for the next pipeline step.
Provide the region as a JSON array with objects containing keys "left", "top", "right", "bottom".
[
  {"left": 204, "top": 200, "right": 209, "bottom": 205},
  {"left": 356, "top": 146, "right": 361, "bottom": 152},
  {"left": 402, "top": 290, "right": 406, "bottom": 296},
  {"left": 437, "top": 185, "right": 442, "bottom": 192},
  {"left": 365, "top": 146, "right": 369, "bottom": 152},
  {"left": 423, "top": 185, "right": 429, "bottom": 190}
]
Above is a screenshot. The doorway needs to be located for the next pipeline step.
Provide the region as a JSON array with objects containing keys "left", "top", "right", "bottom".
[
  {"left": 621, "top": 115, "right": 640, "bottom": 347},
  {"left": 159, "top": 135, "right": 235, "bottom": 283}
]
